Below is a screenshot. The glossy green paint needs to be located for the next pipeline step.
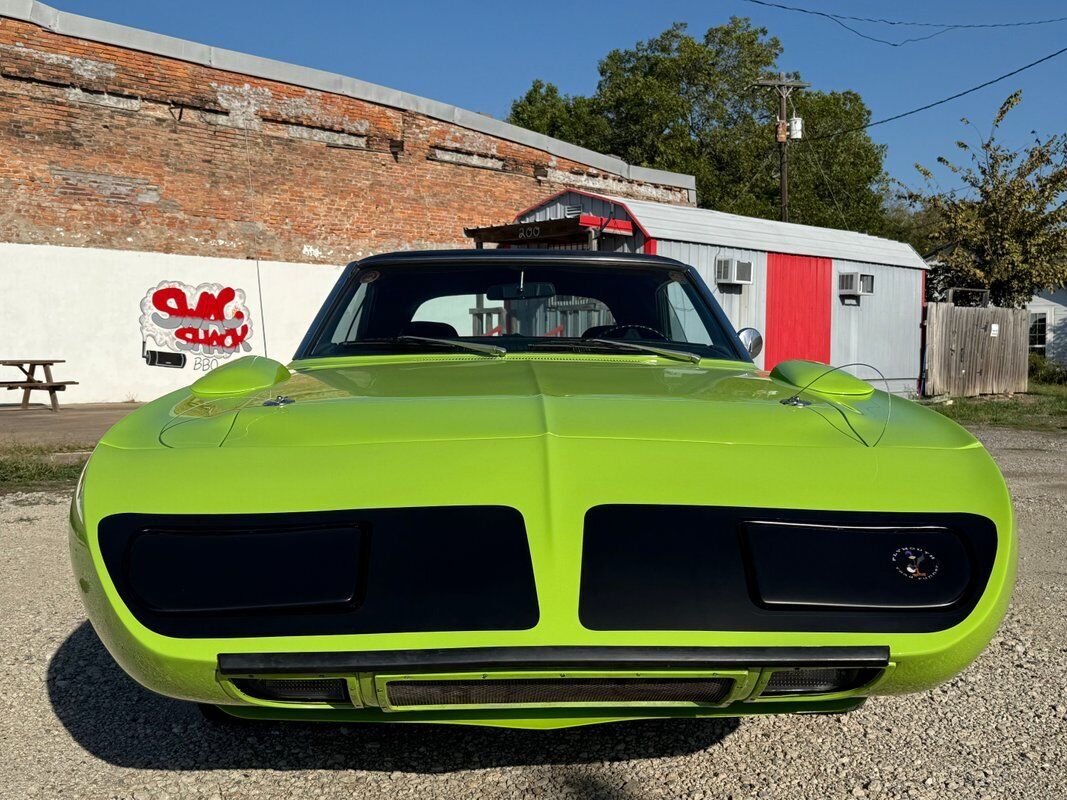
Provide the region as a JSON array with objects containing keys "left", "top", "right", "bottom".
[
  {"left": 189, "top": 355, "right": 291, "bottom": 398},
  {"left": 769, "top": 359, "right": 875, "bottom": 397},
  {"left": 69, "top": 352, "right": 1016, "bottom": 729}
]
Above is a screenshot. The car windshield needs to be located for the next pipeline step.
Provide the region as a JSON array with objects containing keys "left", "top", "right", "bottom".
[{"left": 305, "top": 260, "right": 742, "bottom": 361}]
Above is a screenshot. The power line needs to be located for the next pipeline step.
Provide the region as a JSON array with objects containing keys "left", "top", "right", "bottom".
[
  {"left": 743, "top": 1, "right": 1067, "bottom": 29},
  {"left": 736, "top": 142, "right": 780, "bottom": 199},
  {"left": 807, "top": 45, "right": 1067, "bottom": 141},
  {"left": 799, "top": 143, "right": 849, "bottom": 229},
  {"left": 788, "top": 95, "right": 851, "bottom": 229},
  {"left": 742, "top": 1, "right": 1067, "bottom": 46}
]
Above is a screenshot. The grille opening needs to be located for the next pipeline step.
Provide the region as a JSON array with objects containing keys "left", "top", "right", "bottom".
[
  {"left": 387, "top": 677, "right": 732, "bottom": 707},
  {"left": 761, "top": 668, "right": 881, "bottom": 697},
  {"left": 233, "top": 678, "right": 349, "bottom": 703}
]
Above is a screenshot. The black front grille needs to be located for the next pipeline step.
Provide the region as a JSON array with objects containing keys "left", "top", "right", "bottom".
[
  {"left": 762, "top": 668, "right": 881, "bottom": 696},
  {"left": 580, "top": 505, "right": 997, "bottom": 634},
  {"left": 387, "top": 677, "right": 732, "bottom": 707},
  {"left": 98, "top": 506, "right": 538, "bottom": 638},
  {"left": 234, "top": 678, "right": 349, "bottom": 703}
]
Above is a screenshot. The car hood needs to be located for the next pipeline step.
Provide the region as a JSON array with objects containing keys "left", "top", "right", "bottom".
[{"left": 106, "top": 356, "right": 976, "bottom": 452}]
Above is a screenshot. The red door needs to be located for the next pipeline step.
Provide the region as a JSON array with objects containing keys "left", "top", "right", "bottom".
[{"left": 764, "top": 253, "right": 832, "bottom": 368}]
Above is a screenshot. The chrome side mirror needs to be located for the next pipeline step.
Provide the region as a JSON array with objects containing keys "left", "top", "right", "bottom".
[{"left": 737, "top": 327, "right": 763, "bottom": 360}]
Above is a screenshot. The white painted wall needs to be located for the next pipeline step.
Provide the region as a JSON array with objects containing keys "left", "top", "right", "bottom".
[
  {"left": 1027, "top": 288, "right": 1067, "bottom": 365},
  {"left": 0, "top": 243, "right": 343, "bottom": 404}
]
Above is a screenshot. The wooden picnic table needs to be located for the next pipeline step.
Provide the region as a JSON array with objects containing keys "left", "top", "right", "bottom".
[{"left": 0, "top": 359, "right": 78, "bottom": 412}]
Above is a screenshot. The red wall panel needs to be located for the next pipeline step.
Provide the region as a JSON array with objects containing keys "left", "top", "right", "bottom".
[{"left": 764, "top": 253, "right": 832, "bottom": 368}]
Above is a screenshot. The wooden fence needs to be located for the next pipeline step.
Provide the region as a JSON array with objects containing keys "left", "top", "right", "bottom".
[{"left": 924, "top": 303, "right": 1029, "bottom": 397}]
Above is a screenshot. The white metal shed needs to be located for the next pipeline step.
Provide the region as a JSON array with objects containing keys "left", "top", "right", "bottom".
[{"left": 486, "top": 190, "right": 928, "bottom": 394}]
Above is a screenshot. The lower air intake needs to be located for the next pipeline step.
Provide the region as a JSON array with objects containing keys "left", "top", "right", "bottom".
[
  {"left": 762, "top": 668, "right": 881, "bottom": 697},
  {"left": 233, "top": 678, "right": 349, "bottom": 703},
  {"left": 387, "top": 677, "right": 732, "bottom": 707}
]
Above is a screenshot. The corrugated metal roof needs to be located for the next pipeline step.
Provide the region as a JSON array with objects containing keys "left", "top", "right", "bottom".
[
  {"left": 0, "top": 0, "right": 695, "bottom": 193},
  {"left": 605, "top": 195, "right": 928, "bottom": 270}
]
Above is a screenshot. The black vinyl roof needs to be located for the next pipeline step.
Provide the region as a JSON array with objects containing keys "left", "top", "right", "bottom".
[{"left": 352, "top": 248, "right": 690, "bottom": 271}]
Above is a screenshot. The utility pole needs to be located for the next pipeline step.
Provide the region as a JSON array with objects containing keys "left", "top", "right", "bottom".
[{"left": 755, "top": 72, "right": 809, "bottom": 222}]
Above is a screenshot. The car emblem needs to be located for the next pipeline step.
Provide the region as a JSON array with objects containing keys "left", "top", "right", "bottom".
[
  {"left": 892, "top": 546, "right": 939, "bottom": 580},
  {"left": 263, "top": 395, "right": 294, "bottom": 407}
]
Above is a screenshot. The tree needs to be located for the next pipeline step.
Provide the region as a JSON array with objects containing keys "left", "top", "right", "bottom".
[
  {"left": 507, "top": 19, "right": 893, "bottom": 234},
  {"left": 905, "top": 92, "right": 1067, "bottom": 308},
  {"left": 881, "top": 198, "right": 943, "bottom": 257},
  {"left": 507, "top": 80, "right": 609, "bottom": 150}
]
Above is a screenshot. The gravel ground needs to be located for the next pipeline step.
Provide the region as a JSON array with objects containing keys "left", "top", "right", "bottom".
[{"left": 1, "top": 427, "right": 1063, "bottom": 799}]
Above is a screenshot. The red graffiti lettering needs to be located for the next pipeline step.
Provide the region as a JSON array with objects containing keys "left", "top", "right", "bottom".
[
  {"left": 175, "top": 325, "right": 250, "bottom": 349},
  {"left": 152, "top": 286, "right": 244, "bottom": 322}
]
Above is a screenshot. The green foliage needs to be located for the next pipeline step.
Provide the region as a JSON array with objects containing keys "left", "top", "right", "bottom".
[
  {"left": 787, "top": 91, "right": 890, "bottom": 233},
  {"left": 507, "top": 80, "right": 610, "bottom": 151},
  {"left": 905, "top": 92, "right": 1067, "bottom": 308},
  {"left": 931, "top": 382, "right": 1067, "bottom": 432},
  {"left": 881, "top": 199, "right": 943, "bottom": 257},
  {"left": 507, "top": 19, "right": 893, "bottom": 234},
  {"left": 1029, "top": 353, "right": 1067, "bottom": 385},
  {"left": 0, "top": 444, "right": 88, "bottom": 491}
]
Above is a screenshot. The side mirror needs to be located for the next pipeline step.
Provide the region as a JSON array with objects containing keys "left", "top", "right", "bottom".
[{"left": 737, "top": 327, "right": 763, "bottom": 360}]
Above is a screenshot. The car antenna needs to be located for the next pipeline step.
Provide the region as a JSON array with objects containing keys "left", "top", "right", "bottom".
[{"left": 780, "top": 361, "right": 893, "bottom": 448}]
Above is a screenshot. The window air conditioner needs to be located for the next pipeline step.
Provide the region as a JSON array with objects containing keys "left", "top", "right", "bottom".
[
  {"left": 715, "top": 258, "right": 753, "bottom": 285},
  {"left": 839, "top": 272, "right": 875, "bottom": 296}
]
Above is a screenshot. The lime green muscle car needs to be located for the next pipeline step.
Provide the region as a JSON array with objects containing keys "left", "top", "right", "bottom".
[{"left": 69, "top": 250, "right": 1015, "bottom": 729}]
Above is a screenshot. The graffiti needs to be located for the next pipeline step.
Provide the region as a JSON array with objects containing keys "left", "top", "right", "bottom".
[
  {"left": 192, "top": 356, "right": 221, "bottom": 372},
  {"left": 139, "top": 281, "right": 253, "bottom": 362}
]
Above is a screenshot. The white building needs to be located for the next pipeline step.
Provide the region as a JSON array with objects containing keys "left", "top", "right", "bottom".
[{"left": 1027, "top": 289, "right": 1067, "bottom": 365}]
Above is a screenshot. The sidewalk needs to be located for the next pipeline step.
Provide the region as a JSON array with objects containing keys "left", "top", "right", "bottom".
[{"left": 0, "top": 403, "right": 140, "bottom": 447}]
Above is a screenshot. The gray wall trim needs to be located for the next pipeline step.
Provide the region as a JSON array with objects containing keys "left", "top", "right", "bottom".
[{"left": 0, "top": 0, "right": 696, "bottom": 193}]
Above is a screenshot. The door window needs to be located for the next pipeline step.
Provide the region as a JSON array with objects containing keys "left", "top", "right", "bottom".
[{"left": 663, "top": 281, "right": 712, "bottom": 345}]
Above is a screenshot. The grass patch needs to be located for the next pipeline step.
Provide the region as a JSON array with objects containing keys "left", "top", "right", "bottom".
[
  {"left": 0, "top": 443, "right": 92, "bottom": 492},
  {"left": 930, "top": 382, "right": 1067, "bottom": 432}
]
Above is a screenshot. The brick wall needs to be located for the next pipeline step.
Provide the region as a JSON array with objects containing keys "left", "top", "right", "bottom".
[{"left": 0, "top": 16, "right": 691, "bottom": 265}]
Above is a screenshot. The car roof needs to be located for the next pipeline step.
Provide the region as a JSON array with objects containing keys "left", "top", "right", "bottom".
[{"left": 351, "top": 249, "right": 691, "bottom": 271}]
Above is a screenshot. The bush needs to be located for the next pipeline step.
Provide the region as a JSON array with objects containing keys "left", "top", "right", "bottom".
[{"left": 1029, "top": 353, "right": 1067, "bottom": 385}]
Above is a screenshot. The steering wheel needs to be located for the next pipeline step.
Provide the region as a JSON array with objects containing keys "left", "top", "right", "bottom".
[{"left": 595, "top": 323, "right": 669, "bottom": 341}]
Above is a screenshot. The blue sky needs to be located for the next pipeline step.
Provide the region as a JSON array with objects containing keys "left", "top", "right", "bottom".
[{"left": 47, "top": 0, "right": 1067, "bottom": 197}]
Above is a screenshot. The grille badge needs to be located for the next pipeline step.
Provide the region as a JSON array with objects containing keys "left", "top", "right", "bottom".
[{"left": 892, "top": 546, "right": 939, "bottom": 580}]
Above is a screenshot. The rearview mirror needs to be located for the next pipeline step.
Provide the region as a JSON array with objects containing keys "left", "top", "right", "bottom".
[
  {"left": 737, "top": 327, "right": 763, "bottom": 359},
  {"left": 486, "top": 282, "right": 556, "bottom": 301}
]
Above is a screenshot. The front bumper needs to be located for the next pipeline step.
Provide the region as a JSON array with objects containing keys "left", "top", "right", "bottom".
[
  {"left": 68, "top": 437, "right": 1017, "bottom": 728},
  {"left": 213, "top": 646, "right": 890, "bottom": 727},
  {"left": 70, "top": 509, "right": 1013, "bottom": 728}
]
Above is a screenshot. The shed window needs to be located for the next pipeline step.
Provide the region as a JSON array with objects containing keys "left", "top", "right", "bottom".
[
  {"left": 860, "top": 274, "right": 875, "bottom": 294},
  {"left": 1029, "top": 313, "right": 1047, "bottom": 355}
]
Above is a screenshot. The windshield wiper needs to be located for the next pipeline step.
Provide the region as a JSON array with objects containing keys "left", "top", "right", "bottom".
[
  {"left": 339, "top": 336, "right": 507, "bottom": 357},
  {"left": 587, "top": 339, "right": 702, "bottom": 364},
  {"left": 530, "top": 339, "right": 701, "bottom": 364},
  {"left": 395, "top": 335, "right": 507, "bottom": 357}
]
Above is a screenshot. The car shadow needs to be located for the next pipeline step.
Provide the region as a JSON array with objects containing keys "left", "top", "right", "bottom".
[{"left": 48, "top": 622, "right": 739, "bottom": 773}]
